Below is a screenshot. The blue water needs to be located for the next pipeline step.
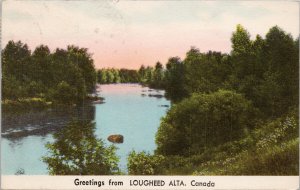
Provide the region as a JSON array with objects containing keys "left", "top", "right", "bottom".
[{"left": 1, "top": 84, "right": 170, "bottom": 174}]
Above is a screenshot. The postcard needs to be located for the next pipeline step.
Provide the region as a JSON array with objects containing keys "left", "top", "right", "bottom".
[{"left": 1, "top": 0, "right": 299, "bottom": 189}]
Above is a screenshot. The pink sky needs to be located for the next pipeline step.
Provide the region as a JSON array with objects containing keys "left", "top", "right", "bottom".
[{"left": 2, "top": 1, "right": 299, "bottom": 69}]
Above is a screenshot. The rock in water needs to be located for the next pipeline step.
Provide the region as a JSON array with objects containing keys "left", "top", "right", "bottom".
[{"left": 107, "top": 134, "right": 124, "bottom": 143}]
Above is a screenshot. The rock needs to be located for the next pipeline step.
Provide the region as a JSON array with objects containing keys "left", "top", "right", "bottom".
[{"left": 107, "top": 134, "right": 124, "bottom": 143}]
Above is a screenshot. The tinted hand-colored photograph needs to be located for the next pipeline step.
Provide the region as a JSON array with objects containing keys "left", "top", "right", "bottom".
[{"left": 1, "top": 1, "right": 299, "bottom": 176}]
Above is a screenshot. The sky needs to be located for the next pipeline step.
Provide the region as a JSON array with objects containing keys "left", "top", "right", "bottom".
[{"left": 2, "top": 1, "right": 299, "bottom": 69}]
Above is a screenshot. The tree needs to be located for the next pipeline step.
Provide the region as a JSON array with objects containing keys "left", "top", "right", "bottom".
[
  {"left": 164, "top": 57, "right": 187, "bottom": 102},
  {"left": 138, "top": 65, "right": 146, "bottom": 82},
  {"left": 231, "top": 24, "right": 252, "bottom": 56},
  {"left": 183, "top": 47, "right": 231, "bottom": 96},
  {"left": 105, "top": 70, "right": 115, "bottom": 83},
  {"left": 119, "top": 69, "right": 139, "bottom": 83},
  {"left": 67, "top": 45, "right": 96, "bottom": 93},
  {"left": 152, "top": 61, "right": 165, "bottom": 88},
  {"left": 43, "top": 120, "right": 119, "bottom": 175},
  {"left": 254, "top": 26, "right": 299, "bottom": 117},
  {"left": 230, "top": 24, "right": 256, "bottom": 86},
  {"left": 145, "top": 66, "right": 154, "bottom": 84},
  {"left": 2, "top": 40, "right": 31, "bottom": 81},
  {"left": 111, "top": 69, "right": 121, "bottom": 83},
  {"left": 31, "top": 45, "right": 52, "bottom": 86},
  {"left": 156, "top": 90, "right": 256, "bottom": 156},
  {"left": 97, "top": 69, "right": 107, "bottom": 84}
]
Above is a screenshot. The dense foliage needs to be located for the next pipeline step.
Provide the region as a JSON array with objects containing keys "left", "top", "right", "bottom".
[
  {"left": 43, "top": 120, "right": 119, "bottom": 175},
  {"left": 134, "top": 25, "right": 298, "bottom": 114},
  {"left": 128, "top": 25, "right": 299, "bottom": 175},
  {"left": 97, "top": 68, "right": 139, "bottom": 84},
  {"left": 175, "top": 112, "right": 298, "bottom": 175},
  {"left": 2, "top": 41, "right": 97, "bottom": 105},
  {"left": 156, "top": 90, "right": 256, "bottom": 156},
  {"left": 97, "top": 62, "right": 165, "bottom": 89},
  {"left": 127, "top": 151, "right": 165, "bottom": 175}
]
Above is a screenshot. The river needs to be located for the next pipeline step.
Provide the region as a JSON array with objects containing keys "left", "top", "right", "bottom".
[{"left": 1, "top": 84, "right": 170, "bottom": 174}]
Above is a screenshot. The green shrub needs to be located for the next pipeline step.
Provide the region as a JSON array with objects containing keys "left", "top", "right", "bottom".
[
  {"left": 192, "top": 113, "right": 299, "bottom": 175},
  {"left": 127, "top": 151, "right": 165, "bottom": 175},
  {"left": 236, "top": 138, "right": 299, "bottom": 175},
  {"left": 156, "top": 90, "right": 256, "bottom": 156}
]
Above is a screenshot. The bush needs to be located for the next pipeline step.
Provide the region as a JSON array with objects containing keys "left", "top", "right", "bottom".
[
  {"left": 236, "top": 138, "right": 299, "bottom": 175},
  {"left": 156, "top": 90, "right": 256, "bottom": 156},
  {"left": 233, "top": 114, "right": 299, "bottom": 175},
  {"left": 127, "top": 151, "right": 165, "bottom": 175},
  {"left": 192, "top": 113, "right": 299, "bottom": 175}
]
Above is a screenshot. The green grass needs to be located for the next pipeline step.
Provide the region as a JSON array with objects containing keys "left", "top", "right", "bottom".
[
  {"left": 158, "top": 113, "right": 299, "bottom": 175},
  {"left": 2, "top": 98, "right": 52, "bottom": 112}
]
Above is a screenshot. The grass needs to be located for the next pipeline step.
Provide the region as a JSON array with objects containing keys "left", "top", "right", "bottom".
[
  {"left": 2, "top": 97, "right": 52, "bottom": 112},
  {"left": 159, "top": 113, "right": 299, "bottom": 175}
]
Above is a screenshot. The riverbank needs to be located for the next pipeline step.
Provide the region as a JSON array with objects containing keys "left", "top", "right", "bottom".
[{"left": 2, "top": 98, "right": 52, "bottom": 112}]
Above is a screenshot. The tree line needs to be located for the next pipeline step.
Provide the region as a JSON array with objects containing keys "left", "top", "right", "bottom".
[
  {"left": 132, "top": 24, "right": 298, "bottom": 119},
  {"left": 96, "top": 62, "right": 165, "bottom": 89},
  {"left": 2, "top": 41, "right": 97, "bottom": 105},
  {"left": 97, "top": 68, "right": 139, "bottom": 84}
]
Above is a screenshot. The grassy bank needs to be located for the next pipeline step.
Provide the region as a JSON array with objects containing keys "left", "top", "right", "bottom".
[
  {"left": 127, "top": 112, "right": 299, "bottom": 175},
  {"left": 2, "top": 98, "right": 52, "bottom": 112}
]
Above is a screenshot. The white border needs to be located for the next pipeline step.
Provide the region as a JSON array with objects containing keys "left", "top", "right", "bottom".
[
  {"left": 0, "top": 1, "right": 299, "bottom": 190},
  {"left": 1, "top": 176, "right": 299, "bottom": 190}
]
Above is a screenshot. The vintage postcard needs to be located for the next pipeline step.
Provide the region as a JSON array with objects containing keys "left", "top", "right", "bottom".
[{"left": 1, "top": 0, "right": 299, "bottom": 189}]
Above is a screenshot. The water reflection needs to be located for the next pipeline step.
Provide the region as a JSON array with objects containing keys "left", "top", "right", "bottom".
[
  {"left": 1, "top": 103, "right": 96, "bottom": 175},
  {"left": 2, "top": 104, "right": 96, "bottom": 141}
]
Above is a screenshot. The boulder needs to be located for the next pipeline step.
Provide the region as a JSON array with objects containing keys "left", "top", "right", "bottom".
[{"left": 107, "top": 134, "right": 124, "bottom": 143}]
